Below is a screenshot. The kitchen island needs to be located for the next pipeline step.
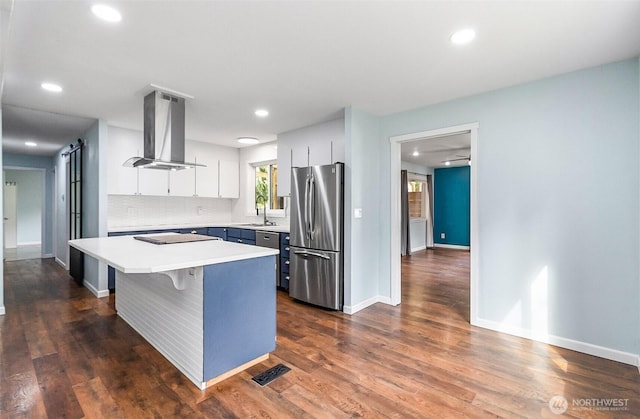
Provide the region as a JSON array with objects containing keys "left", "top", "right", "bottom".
[{"left": 69, "top": 234, "right": 279, "bottom": 389}]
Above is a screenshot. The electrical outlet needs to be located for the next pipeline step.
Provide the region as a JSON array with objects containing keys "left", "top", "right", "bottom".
[{"left": 440, "top": 233, "right": 446, "bottom": 239}]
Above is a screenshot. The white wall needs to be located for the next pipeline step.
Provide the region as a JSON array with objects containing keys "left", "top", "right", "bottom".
[
  {"left": 232, "top": 141, "right": 289, "bottom": 224},
  {"left": 402, "top": 161, "right": 433, "bottom": 252},
  {"left": 109, "top": 195, "right": 233, "bottom": 228},
  {"left": 3, "top": 169, "right": 42, "bottom": 245},
  {"left": 358, "top": 58, "right": 639, "bottom": 363}
]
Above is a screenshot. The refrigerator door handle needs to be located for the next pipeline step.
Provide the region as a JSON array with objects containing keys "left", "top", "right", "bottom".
[
  {"left": 293, "top": 250, "right": 330, "bottom": 260},
  {"left": 304, "top": 174, "right": 310, "bottom": 241},
  {"left": 309, "top": 174, "right": 315, "bottom": 240}
]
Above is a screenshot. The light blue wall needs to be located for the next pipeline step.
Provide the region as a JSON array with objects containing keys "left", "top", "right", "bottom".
[
  {"left": 3, "top": 169, "right": 43, "bottom": 244},
  {"left": 347, "top": 58, "right": 639, "bottom": 356},
  {"left": 81, "top": 120, "right": 109, "bottom": 293},
  {"left": 344, "top": 107, "right": 382, "bottom": 309},
  {"left": 0, "top": 108, "right": 4, "bottom": 315},
  {"left": 3, "top": 153, "right": 54, "bottom": 255},
  {"left": 434, "top": 166, "right": 470, "bottom": 246},
  {"left": 54, "top": 119, "right": 107, "bottom": 295}
]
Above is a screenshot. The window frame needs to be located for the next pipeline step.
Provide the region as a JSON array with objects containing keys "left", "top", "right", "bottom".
[{"left": 251, "top": 160, "right": 286, "bottom": 218}]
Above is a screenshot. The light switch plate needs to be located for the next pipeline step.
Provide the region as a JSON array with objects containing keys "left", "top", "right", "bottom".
[{"left": 354, "top": 208, "right": 363, "bottom": 218}]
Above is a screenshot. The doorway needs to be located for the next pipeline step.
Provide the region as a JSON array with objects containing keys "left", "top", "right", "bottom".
[
  {"left": 390, "top": 123, "right": 479, "bottom": 325},
  {"left": 3, "top": 168, "right": 45, "bottom": 261}
]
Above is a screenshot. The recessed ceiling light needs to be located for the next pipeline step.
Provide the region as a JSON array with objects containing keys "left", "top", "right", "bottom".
[
  {"left": 237, "top": 137, "right": 259, "bottom": 145},
  {"left": 25, "top": 141, "right": 37, "bottom": 147},
  {"left": 41, "top": 82, "right": 62, "bottom": 93},
  {"left": 412, "top": 151, "right": 419, "bottom": 156},
  {"left": 450, "top": 28, "right": 476, "bottom": 45},
  {"left": 255, "top": 109, "right": 269, "bottom": 117},
  {"left": 444, "top": 161, "right": 451, "bottom": 166},
  {"left": 91, "top": 4, "right": 122, "bottom": 23}
]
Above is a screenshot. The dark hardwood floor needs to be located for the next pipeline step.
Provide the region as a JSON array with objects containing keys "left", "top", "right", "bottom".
[{"left": 1, "top": 250, "right": 638, "bottom": 418}]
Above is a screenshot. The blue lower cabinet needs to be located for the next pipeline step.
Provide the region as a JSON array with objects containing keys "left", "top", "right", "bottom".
[
  {"left": 203, "top": 256, "right": 276, "bottom": 379},
  {"left": 280, "top": 271, "right": 290, "bottom": 290},
  {"left": 207, "top": 227, "right": 227, "bottom": 241},
  {"left": 227, "top": 228, "right": 256, "bottom": 245},
  {"left": 180, "top": 228, "right": 207, "bottom": 235},
  {"left": 279, "top": 233, "right": 290, "bottom": 290}
]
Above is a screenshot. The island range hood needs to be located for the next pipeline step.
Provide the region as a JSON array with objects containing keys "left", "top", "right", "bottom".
[{"left": 124, "top": 90, "right": 203, "bottom": 171}]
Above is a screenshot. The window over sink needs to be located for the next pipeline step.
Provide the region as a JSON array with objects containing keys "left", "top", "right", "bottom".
[{"left": 254, "top": 161, "right": 285, "bottom": 215}]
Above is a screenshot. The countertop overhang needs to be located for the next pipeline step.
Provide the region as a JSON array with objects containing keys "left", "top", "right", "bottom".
[{"left": 69, "top": 234, "right": 279, "bottom": 274}]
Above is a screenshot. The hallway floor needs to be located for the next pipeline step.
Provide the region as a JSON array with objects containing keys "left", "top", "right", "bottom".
[{"left": 1, "top": 252, "right": 638, "bottom": 417}]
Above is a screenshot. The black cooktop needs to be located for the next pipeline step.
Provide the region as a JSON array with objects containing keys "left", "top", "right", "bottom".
[{"left": 133, "top": 233, "right": 217, "bottom": 245}]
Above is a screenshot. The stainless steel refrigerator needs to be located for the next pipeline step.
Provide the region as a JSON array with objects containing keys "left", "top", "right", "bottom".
[{"left": 289, "top": 163, "right": 344, "bottom": 310}]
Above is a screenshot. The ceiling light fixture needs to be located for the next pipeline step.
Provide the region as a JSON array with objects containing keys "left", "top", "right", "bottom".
[
  {"left": 450, "top": 28, "right": 476, "bottom": 45},
  {"left": 91, "top": 4, "right": 122, "bottom": 23},
  {"left": 255, "top": 109, "right": 269, "bottom": 117},
  {"left": 412, "top": 151, "right": 419, "bottom": 157},
  {"left": 25, "top": 141, "right": 37, "bottom": 147},
  {"left": 41, "top": 82, "right": 62, "bottom": 93},
  {"left": 444, "top": 161, "right": 451, "bottom": 166},
  {"left": 237, "top": 137, "right": 259, "bottom": 145}
]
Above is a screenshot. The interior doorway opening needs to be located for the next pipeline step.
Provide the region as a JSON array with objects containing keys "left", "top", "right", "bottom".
[
  {"left": 3, "top": 167, "right": 46, "bottom": 261},
  {"left": 390, "top": 123, "right": 479, "bottom": 325}
]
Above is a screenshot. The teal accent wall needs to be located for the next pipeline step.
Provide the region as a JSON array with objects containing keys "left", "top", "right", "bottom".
[{"left": 434, "top": 166, "right": 470, "bottom": 246}]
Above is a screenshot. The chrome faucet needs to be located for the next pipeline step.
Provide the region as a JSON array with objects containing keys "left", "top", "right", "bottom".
[{"left": 263, "top": 203, "right": 276, "bottom": 226}]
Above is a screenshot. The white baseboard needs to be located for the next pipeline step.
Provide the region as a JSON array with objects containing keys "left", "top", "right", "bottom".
[
  {"left": 343, "top": 295, "right": 394, "bottom": 315},
  {"left": 410, "top": 245, "right": 426, "bottom": 252},
  {"left": 17, "top": 241, "right": 41, "bottom": 246},
  {"left": 55, "top": 257, "right": 68, "bottom": 269},
  {"left": 43, "top": 253, "right": 54, "bottom": 258},
  {"left": 434, "top": 243, "right": 470, "bottom": 250},
  {"left": 474, "top": 318, "right": 640, "bottom": 368},
  {"left": 0, "top": 305, "right": 5, "bottom": 315},
  {"left": 82, "top": 279, "right": 110, "bottom": 299}
]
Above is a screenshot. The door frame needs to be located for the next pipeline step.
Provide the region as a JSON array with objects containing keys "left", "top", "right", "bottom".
[
  {"left": 389, "top": 122, "right": 479, "bottom": 325},
  {"left": 3, "top": 166, "right": 47, "bottom": 258}
]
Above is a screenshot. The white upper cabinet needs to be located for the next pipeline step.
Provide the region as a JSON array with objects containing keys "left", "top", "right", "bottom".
[
  {"left": 168, "top": 165, "right": 195, "bottom": 197},
  {"left": 140, "top": 170, "right": 169, "bottom": 196},
  {"left": 276, "top": 143, "right": 292, "bottom": 199},
  {"left": 107, "top": 127, "right": 239, "bottom": 198},
  {"left": 276, "top": 117, "right": 345, "bottom": 196},
  {"left": 107, "top": 127, "right": 139, "bottom": 195},
  {"left": 218, "top": 160, "right": 239, "bottom": 198}
]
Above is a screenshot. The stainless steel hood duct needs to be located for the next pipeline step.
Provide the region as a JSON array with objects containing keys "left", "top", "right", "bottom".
[{"left": 124, "top": 90, "right": 203, "bottom": 171}]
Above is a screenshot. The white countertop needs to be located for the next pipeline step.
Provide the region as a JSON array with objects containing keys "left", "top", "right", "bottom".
[
  {"left": 108, "top": 223, "right": 290, "bottom": 234},
  {"left": 69, "top": 234, "right": 279, "bottom": 274}
]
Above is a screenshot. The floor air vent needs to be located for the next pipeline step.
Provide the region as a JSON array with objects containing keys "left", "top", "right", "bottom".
[{"left": 251, "top": 364, "right": 291, "bottom": 386}]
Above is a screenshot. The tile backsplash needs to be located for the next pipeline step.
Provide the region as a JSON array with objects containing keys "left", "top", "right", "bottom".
[{"left": 109, "top": 195, "right": 234, "bottom": 228}]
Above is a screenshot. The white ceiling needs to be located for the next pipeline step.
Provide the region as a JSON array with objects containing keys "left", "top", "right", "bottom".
[
  {"left": 2, "top": 1, "right": 639, "bottom": 156},
  {"left": 401, "top": 132, "right": 470, "bottom": 169}
]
